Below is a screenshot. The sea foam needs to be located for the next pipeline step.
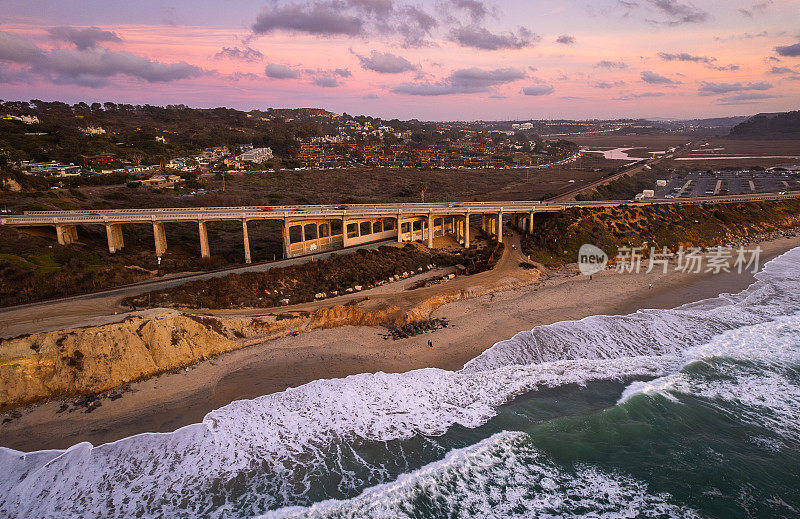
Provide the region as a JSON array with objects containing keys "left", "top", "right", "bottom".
[{"left": 1, "top": 248, "right": 799, "bottom": 518}]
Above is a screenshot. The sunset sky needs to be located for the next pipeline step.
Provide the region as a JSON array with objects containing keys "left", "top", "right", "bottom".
[{"left": 1, "top": 0, "right": 798, "bottom": 120}]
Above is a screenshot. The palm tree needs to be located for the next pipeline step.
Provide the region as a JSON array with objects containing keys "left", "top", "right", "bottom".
[{"left": 418, "top": 181, "right": 427, "bottom": 203}]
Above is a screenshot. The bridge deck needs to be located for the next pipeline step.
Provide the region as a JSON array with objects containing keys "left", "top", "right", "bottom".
[{"left": 3, "top": 192, "right": 798, "bottom": 226}]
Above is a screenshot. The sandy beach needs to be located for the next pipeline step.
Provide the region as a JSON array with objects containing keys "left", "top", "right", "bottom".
[{"left": 2, "top": 235, "right": 799, "bottom": 452}]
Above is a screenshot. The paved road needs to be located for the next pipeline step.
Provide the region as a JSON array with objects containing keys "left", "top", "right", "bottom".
[
  {"left": 0, "top": 239, "right": 394, "bottom": 339},
  {"left": 4, "top": 191, "right": 800, "bottom": 227},
  {"left": 3, "top": 189, "right": 800, "bottom": 337}
]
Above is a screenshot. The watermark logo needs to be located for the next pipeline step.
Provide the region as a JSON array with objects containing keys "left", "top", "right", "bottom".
[
  {"left": 578, "top": 244, "right": 763, "bottom": 276},
  {"left": 578, "top": 244, "right": 608, "bottom": 276}
]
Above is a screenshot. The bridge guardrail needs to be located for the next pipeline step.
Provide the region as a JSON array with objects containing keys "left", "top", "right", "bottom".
[{"left": 6, "top": 192, "right": 800, "bottom": 226}]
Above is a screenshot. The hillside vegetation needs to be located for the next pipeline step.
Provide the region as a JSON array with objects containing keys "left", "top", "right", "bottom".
[
  {"left": 0, "top": 101, "right": 323, "bottom": 167},
  {"left": 124, "top": 243, "right": 496, "bottom": 310},
  {"left": 522, "top": 200, "right": 800, "bottom": 265},
  {"left": 729, "top": 111, "right": 800, "bottom": 140}
]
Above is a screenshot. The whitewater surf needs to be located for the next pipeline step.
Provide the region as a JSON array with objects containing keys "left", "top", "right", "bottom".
[{"left": 2, "top": 248, "right": 800, "bottom": 518}]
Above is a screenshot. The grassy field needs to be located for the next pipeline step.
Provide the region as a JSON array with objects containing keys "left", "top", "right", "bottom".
[
  {"left": 569, "top": 134, "right": 693, "bottom": 152},
  {"left": 663, "top": 138, "right": 800, "bottom": 170}
]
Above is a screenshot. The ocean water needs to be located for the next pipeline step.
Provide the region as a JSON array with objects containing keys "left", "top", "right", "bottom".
[{"left": 2, "top": 249, "right": 800, "bottom": 518}]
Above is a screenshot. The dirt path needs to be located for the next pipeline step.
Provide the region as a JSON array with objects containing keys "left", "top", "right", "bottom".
[
  {"left": 0, "top": 240, "right": 393, "bottom": 339},
  {"left": 201, "top": 228, "right": 537, "bottom": 323}
]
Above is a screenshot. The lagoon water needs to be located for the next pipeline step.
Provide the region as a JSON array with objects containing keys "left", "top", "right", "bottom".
[{"left": 2, "top": 249, "right": 800, "bottom": 518}]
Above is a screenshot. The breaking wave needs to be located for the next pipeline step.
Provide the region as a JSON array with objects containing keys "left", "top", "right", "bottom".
[{"left": 1, "top": 248, "right": 799, "bottom": 518}]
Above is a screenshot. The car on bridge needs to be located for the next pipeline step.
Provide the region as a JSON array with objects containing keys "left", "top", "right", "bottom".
[{"left": 260, "top": 207, "right": 274, "bottom": 212}]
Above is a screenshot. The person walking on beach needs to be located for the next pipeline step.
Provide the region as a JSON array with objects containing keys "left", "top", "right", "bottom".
[{"left": 428, "top": 339, "right": 433, "bottom": 349}]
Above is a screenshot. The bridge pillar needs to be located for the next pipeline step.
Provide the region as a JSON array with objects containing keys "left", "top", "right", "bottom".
[
  {"left": 242, "top": 220, "right": 251, "bottom": 264},
  {"left": 496, "top": 212, "right": 503, "bottom": 244},
  {"left": 427, "top": 214, "right": 434, "bottom": 248},
  {"left": 464, "top": 214, "right": 470, "bottom": 249},
  {"left": 105, "top": 223, "right": 124, "bottom": 253},
  {"left": 282, "top": 219, "right": 291, "bottom": 258},
  {"left": 56, "top": 224, "right": 78, "bottom": 245},
  {"left": 198, "top": 221, "right": 210, "bottom": 259},
  {"left": 396, "top": 213, "right": 403, "bottom": 243},
  {"left": 528, "top": 212, "right": 534, "bottom": 234},
  {"left": 481, "top": 215, "right": 486, "bottom": 232},
  {"left": 153, "top": 222, "right": 167, "bottom": 257}
]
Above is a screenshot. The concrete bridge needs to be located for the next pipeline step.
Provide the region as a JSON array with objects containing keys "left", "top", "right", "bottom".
[{"left": 2, "top": 193, "right": 798, "bottom": 263}]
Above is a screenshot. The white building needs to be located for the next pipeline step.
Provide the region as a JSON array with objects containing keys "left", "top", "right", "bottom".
[
  {"left": 239, "top": 147, "right": 273, "bottom": 163},
  {"left": 81, "top": 126, "right": 106, "bottom": 135},
  {"left": 512, "top": 122, "right": 534, "bottom": 131},
  {"left": 3, "top": 114, "right": 39, "bottom": 124}
]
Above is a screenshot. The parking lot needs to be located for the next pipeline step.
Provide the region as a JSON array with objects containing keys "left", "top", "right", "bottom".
[{"left": 655, "top": 170, "right": 800, "bottom": 199}]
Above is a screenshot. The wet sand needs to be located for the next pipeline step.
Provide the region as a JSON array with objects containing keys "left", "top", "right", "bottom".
[{"left": 2, "top": 235, "right": 799, "bottom": 452}]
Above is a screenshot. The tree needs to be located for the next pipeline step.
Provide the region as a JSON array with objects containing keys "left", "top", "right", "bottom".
[{"left": 418, "top": 181, "right": 427, "bottom": 203}]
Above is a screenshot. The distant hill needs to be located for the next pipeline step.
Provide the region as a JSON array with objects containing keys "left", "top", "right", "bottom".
[
  {"left": 728, "top": 111, "right": 800, "bottom": 139},
  {"left": 0, "top": 101, "right": 341, "bottom": 167}
]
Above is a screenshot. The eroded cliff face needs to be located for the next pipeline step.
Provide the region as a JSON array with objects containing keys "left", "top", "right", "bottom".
[
  {"left": 0, "top": 276, "right": 530, "bottom": 409},
  {"left": 0, "top": 312, "right": 288, "bottom": 408},
  {"left": 0, "top": 303, "right": 422, "bottom": 408}
]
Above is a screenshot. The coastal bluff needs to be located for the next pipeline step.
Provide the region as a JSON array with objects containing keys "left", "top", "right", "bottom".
[{"left": 0, "top": 299, "right": 459, "bottom": 409}]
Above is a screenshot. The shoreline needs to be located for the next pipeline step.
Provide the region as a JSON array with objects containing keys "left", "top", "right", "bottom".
[{"left": 2, "top": 235, "right": 799, "bottom": 452}]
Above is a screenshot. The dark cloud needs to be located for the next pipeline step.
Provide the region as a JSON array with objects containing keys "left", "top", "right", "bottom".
[
  {"left": 252, "top": 3, "right": 364, "bottom": 37},
  {"left": 718, "top": 92, "right": 776, "bottom": 104},
  {"left": 354, "top": 50, "right": 416, "bottom": 73},
  {"left": 645, "top": 0, "right": 709, "bottom": 25},
  {"left": 714, "top": 31, "right": 769, "bottom": 42},
  {"left": 775, "top": 42, "right": 800, "bottom": 57},
  {"left": 593, "top": 80, "right": 625, "bottom": 88},
  {"left": 250, "top": 0, "right": 438, "bottom": 47},
  {"left": 313, "top": 75, "right": 340, "bottom": 87},
  {"left": 617, "top": 0, "right": 709, "bottom": 26},
  {"left": 248, "top": 1, "right": 533, "bottom": 50},
  {"left": 214, "top": 46, "right": 264, "bottom": 62},
  {"left": 449, "top": 0, "right": 489, "bottom": 21},
  {"left": 265, "top": 63, "right": 300, "bottom": 79},
  {"left": 0, "top": 31, "right": 43, "bottom": 63},
  {"left": 657, "top": 51, "right": 713, "bottom": 64},
  {"left": 595, "top": 60, "right": 627, "bottom": 69},
  {"left": 555, "top": 35, "right": 576, "bottom": 45},
  {"left": 522, "top": 84, "right": 554, "bottom": 96},
  {"left": 640, "top": 70, "right": 680, "bottom": 84},
  {"left": 657, "top": 51, "right": 739, "bottom": 71},
  {"left": 448, "top": 25, "right": 537, "bottom": 50},
  {"left": 613, "top": 92, "right": 666, "bottom": 101},
  {"left": 767, "top": 66, "right": 800, "bottom": 79},
  {"left": 229, "top": 72, "right": 260, "bottom": 81},
  {"left": 348, "top": 0, "right": 394, "bottom": 16},
  {"left": 739, "top": 0, "right": 773, "bottom": 17},
  {"left": 395, "top": 6, "right": 438, "bottom": 46},
  {"left": 47, "top": 26, "right": 121, "bottom": 50},
  {"left": 697, "top": 81, "right": 773, "bottom": 95},
  {"left": 0, "top": 30, "right": 203, "bottom": 87},
  {"left": 393, "top": 66, "right": 525, "bottom": 95},
  {"left": 334, "top": 68, "right": 352, "bottom": 77}
]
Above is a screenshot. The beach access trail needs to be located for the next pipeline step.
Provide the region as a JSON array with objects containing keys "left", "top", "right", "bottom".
[{"left": 3, "top": 233, "right": 799, "bottom": 451}]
